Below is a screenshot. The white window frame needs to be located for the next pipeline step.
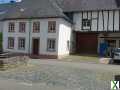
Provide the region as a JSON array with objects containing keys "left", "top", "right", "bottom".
[
  {"left": 47, "top": 38, "right": 56, "bottom": 52},
  {"left": 48, "top": 21, "right": 56, "bottom": 33},
  {"left": 18, "top": 37, "right": 25, "bottom": 50},
  {"left": 19, "top": 22, "right": 26, "bottom": 33},
  {"left": 82, "top": 19, "right": 91, "bottom": 27},
  {"left": 8, "top": 22, "right": 15, "bottom": 32},
  {"left": 33, "top": 21, "right": 40, "bottom": 33},
  {"left": 8, "top": 37, "right": 14, "bottom": 49}
]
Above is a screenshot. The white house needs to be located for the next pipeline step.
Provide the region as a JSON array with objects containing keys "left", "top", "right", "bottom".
[{"left": 1, "top": 0, "right": 120, "bottom": 58}]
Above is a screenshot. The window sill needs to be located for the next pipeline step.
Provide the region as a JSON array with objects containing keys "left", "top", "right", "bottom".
[
  {"left": 33, "top": 32, "right": 40, "bottom": 33},
  {"left": 8, "top": 48, "right": 14, "bottom": 49},
  {"left": 47, "top": 49, "right": 56, "bottom": 52},
  {"left": 19, "top": 32, "right": 26, "bottom": 33},
  {"left": 8, "top": 32, "right": 15, "bottom": 33},
  {"left": 18, "top": 48, "right": 25, "bottom": 51}
]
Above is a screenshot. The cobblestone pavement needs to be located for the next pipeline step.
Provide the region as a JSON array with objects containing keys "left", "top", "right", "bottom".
[{"left": 0, "top": 59, "right": 120, "bottom": 90}]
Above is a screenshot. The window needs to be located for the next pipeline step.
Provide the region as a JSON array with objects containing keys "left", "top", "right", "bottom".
[
  {"left": 19, "top": 22, "right": 26, "bottom": 33},
  {"left": 82, "top": 19, "right": 91, "bottom": 27},
  {"left": 47, "top": 39, "right": 56, "bottom": 51},
  {"left": 8, "top": 22, "right": 15, "bottom": 32},
  {"left": 48, "top": 21, "right": 56, "bottom": 33},
  {"left": 8, "top": 37, "right": 14, "bottom": 49},
  {"left": 33, "top": 22, "right": 40, "bottom": 33},
  {"left": 18, "top": 38, "right": 25, "bottom": 50}
]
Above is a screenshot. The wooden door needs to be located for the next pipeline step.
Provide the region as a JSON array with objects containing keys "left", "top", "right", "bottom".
[
  {"left": 32, "top": 38, "right": 39, "bottom": 55},
  {"left": 76, "top": 33, "right": 98, "bottom": 54}
]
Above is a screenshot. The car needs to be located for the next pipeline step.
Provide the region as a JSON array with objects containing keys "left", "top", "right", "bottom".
[{"left": 111, "top": 48, "right": 120, "bottom": 62}]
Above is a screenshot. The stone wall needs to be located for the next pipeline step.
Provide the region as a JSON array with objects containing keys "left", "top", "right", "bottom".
[{"left": 0, "top": 56, "right": 29, "bottom": 70}]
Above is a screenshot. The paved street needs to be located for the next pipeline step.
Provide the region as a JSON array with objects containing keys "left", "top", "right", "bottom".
[{"left": 0, "top": 59, "right": 119, "bottom": 90}]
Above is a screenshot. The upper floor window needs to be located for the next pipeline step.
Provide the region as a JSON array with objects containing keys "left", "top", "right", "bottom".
[
  {"left": 33, "top": 22, "right": 40, "bottom": 33},
  {"left": 82, "top": 19, "right": 91, "bottom": 27},
  {"left": 47, "top": 38, "right": 56, "bottom": 52},
  {"left": 19, "top": 22, "right": 26, "bottom": 33},
  {"left": 8, "top": 37, "right": 14, "bottom": 49},
  {"left": 48, "top": 21, "right": 56, "bottom": 33},
  {"left": 18, "top": 37, "right": 25, "bottom": 50},
  {"left": 8, "top": 22, "right": 15, "bottom": 32}
]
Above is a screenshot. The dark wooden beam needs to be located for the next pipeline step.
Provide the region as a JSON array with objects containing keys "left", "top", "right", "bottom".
[
  {"left": 90, "top": 11, "right": 92, "bottom": 31},
  {"left": 119, "top": 10, "right": 120, "bottom": 31},
  {"left": 97, "top": 11, "right": 99, "bottom": 31},
  {"left": 81, "top": 12, "right": 83, "bottom": 30},
  {"left": 113, "top": 10, "right": 115, "bottom": 32},
  {"left": 107, "top": 10, "right": 109, "bottom": 31},
  {"left": 102, "top": 10, "right": 105, "bottom": 31},
  {"left": 87, "top": 11, "right": 88, "bottom": 19}
]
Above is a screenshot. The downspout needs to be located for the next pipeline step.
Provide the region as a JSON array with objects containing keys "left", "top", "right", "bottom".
[{"left": 28, "top": 19, "right": 32, "bottom": 55}]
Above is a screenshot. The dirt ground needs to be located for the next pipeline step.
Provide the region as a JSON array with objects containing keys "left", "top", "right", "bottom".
[{"left": 0, "top": 59, "right": 119, "bottom": 90}]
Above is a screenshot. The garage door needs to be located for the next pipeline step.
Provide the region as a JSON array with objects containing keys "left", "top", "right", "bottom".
[{"left": 76, "top": 33, "right": 98, "bottom": 54}]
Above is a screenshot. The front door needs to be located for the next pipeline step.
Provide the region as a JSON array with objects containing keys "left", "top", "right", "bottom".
[{"left": 32, "top": 38, "right": 39, "bottom": 55}]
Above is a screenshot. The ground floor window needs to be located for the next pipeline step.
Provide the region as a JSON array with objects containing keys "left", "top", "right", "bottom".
[
  {"left": 8, "top": 37, "right": 14, "bottom": 49},
  {"left": 18, "top": 38, "right": 25, "bottom": 50},
  {"left": 47, "top": 38, "right": 56, "bottom": 52},
  {"left": 106, "top": 40, "right": 116, "bottom": 48}
]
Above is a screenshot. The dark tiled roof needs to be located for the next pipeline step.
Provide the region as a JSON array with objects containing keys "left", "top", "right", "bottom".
[
  {"left": 2, "top": 0, "right": 68, "bottom": 20},
  {"left": 0, "top": 0, "right": 120, "bottom": 20},
  {"left": 0, "top": 3, "right": 17, "bottom": 20},
  {"left": 54, "top": 0, "right": 119, "bottom": 12}
]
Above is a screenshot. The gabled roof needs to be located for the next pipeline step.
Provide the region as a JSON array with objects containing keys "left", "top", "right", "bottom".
[
  {"left": 0, "top": 0, "right": 120, "bottom": 21},
  {"left": 0, "top": 3, "right": 17, "bottom": 20},
  {"left": 54, "top": 0, "right": 120, "bottom": 12},
  {"left": 2, "top": 0, "right": 69, "bottom": 20}
]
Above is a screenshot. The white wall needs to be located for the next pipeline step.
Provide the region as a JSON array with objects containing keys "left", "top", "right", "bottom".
[
  {"left": 3, "top": 20, "right": 30, "bottom": 53},
  {"left": 3, "top": 18, "right": 60, "bottom": 55},
  {"left": 58, "top": 19, "right": 72, "bottom": 56},
  {"left": 3, "top": 18, "right": 72, "bottom": 56},
  {"left": 74, "top": 10, "right": 120, "bottom": 31}
]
